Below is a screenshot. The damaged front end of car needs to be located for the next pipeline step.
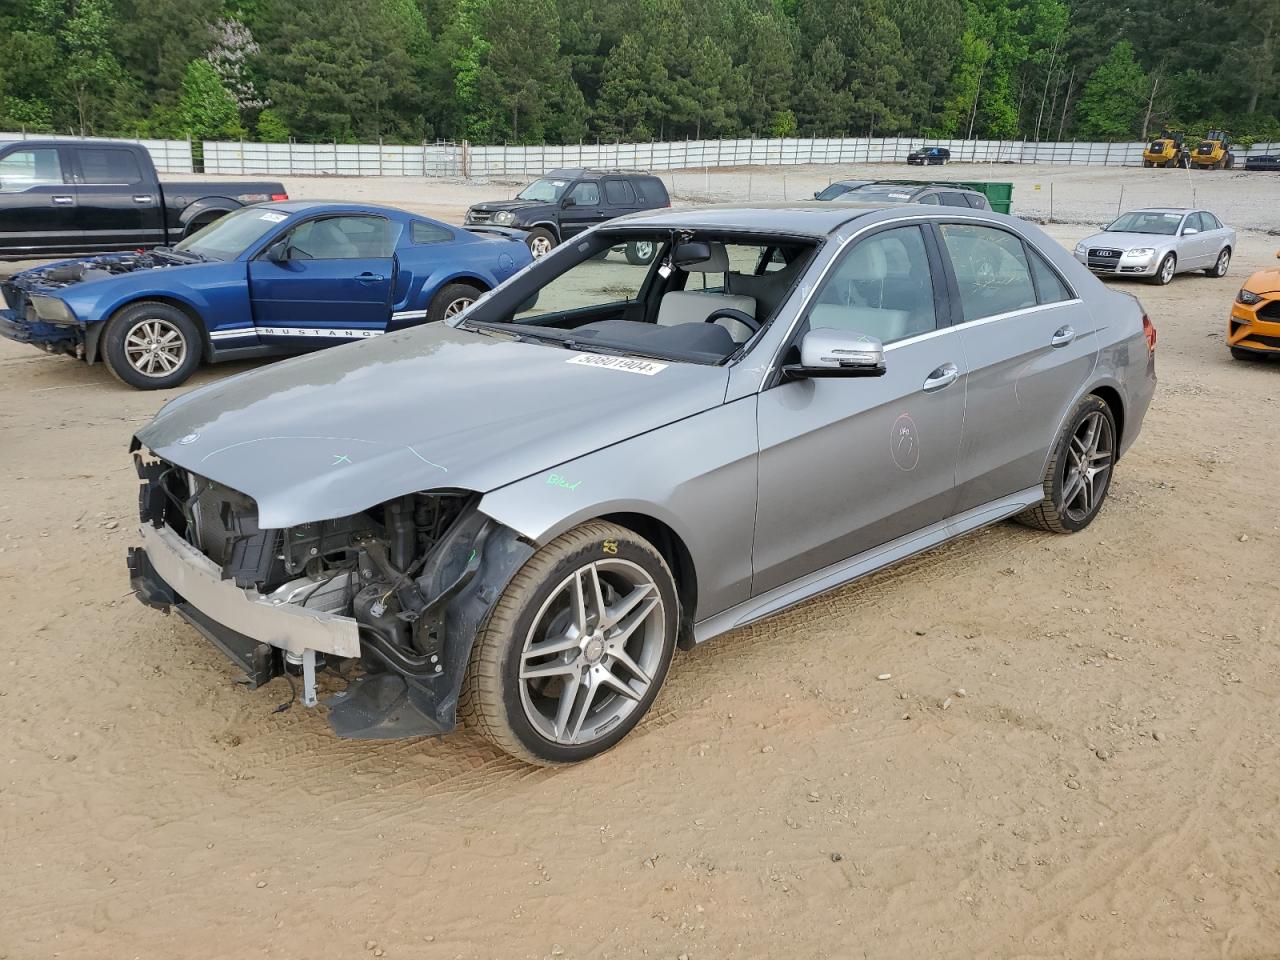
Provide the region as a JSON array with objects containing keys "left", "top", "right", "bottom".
[{"left": 125, "top": 441, "right": 535, "bottom": 740}]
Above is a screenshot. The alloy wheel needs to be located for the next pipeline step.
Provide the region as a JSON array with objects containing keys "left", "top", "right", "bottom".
[
  {"left": 518, "top": 558, "right": 666, "bottom": 746},
  {"left": 530, "top": 235, "right": 554, "bottom": 258},
  {"left": 1215, "top": 249, "right": 1230, "bottom": 276},
  {"left": 1061, "top": 410, "right": 1113, "bottom": 523},
  {"left": 124, "top": 318, "right": 187, "bottom": 378},
  {"left": 1160, "top": 256, "right": 1175, "bottom": 284},
  {"left": 443, "top": 296, "right": 474, "bottom": 318},
  {"left": 633, "top": 240, "right": 654, "bottom": 261}
]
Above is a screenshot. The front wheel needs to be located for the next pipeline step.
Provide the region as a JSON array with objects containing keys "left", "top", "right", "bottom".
[
  {"left": 1206, "top": 248, "right": 1231, "bottom": 278},
  {"left": 460, "top": 521, "right": 679, "bottom": 765},
  {"left": 101, "top": 301, "right": 202, "bottom": 390},
  {"left": 1151, "top": 253, "right": 1176, "bottom": 285},
  {"left": 624, "top": 239, "right": 657, "bottom": 265},
  {"left": 1017, "top": 394, "right": 1116, "bottom": 534},
  {"left": 427, "top": 282, "right": 483, "bottom": 323},
  {"left": 525, "top": 227, "right": 557, "bottom": 259}
]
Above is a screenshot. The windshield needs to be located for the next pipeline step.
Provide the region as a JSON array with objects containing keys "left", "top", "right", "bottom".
[
  {"left": 1105, "top": 211, "right": 1184, "bottom": 235},
  {"left": 174, "top": 206, "right": 291, "bottom": 260},
  {"left": 516, "top": 178, "right": 570, "bottom": 202}
]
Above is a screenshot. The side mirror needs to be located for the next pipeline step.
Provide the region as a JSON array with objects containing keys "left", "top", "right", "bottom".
[
  {"left": 813, "top": 191, "right": 822, "bottom": 199},
  {"left": 1182, "top": 227, "right": 1199, "bottom": 236},
  {"left": 561, "top": 196, "right": 576, "bottom": 209},
  {"left": 265, "top": 240, "right": 289, "bottom": 262},
  {"left": 783, "top": 329, "right": 886, "bottom": 380}
]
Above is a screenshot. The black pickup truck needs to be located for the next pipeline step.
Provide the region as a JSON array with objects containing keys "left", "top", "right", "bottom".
[{"left": 0, "top": 139, "right": 288, "bottom": 259}]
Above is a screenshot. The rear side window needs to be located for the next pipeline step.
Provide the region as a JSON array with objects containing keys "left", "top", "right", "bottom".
[
  {"left": 939, "top": 192, "right": 972, "bottom": 207},
  {"left": 636, "top": 176, "right": 669, "bottom": 205},
  {"left": 1027, "top": 247, "right": 1072, "bottom": 304},
  {"left": 938, "top": 223, "right": 1038, "bottom": 321},
  {"left": 964, "top": 194, "right": 989, "bottom": 209},
  {"left": 412, "top": 221, "right": 452, "bottom": 244},
  {"left": 0, "top": 148, "right": 64, "bottom": 191},
  {"left": 1201, "top": 212, "right": 1222, "bottom": 230},
  {"left": 78, "top": 148, "right": 144, "bottom": 184},
  {"left": 1186, "top": 212, "right": 1206, "bottom": 232},
  {"left": 604, "top": 179, "right": 636, "bottom": 205},
  {"left": 917, "top": 193, "right": 940, "bottom": 205}
]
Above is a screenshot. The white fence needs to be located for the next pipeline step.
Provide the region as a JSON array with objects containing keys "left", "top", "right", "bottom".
[
  {"left": 4, "top": 131, "right": 1278, "bottom": 178},
  {"left": 0, "top": 132, "right": 194, "bottom": 173}
]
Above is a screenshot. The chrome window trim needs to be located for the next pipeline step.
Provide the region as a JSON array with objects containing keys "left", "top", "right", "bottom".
[{"left": 758, "top": 211, "right": 1082, "bottom": 388}]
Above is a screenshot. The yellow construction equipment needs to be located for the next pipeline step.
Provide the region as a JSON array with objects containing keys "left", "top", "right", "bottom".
[
  {"left": 1142, "top": 129, "right": 1188, "bottom": 168},
  {"left": 1190, "top": 130, "right": 1237, "bottom": 170}
]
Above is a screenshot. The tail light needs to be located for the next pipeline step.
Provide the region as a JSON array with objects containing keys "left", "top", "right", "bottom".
[
  {"left": 270, "top": 193, "right": 289, "bottom": 202},
  {"left": 1142, "top": 313, "right": 1157, "bottom": 353}
]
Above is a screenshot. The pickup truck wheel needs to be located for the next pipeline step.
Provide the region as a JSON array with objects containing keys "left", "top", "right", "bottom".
[
  {"left": 525, "top": 228, "right": 557, "bottom": 259},
  {"left": 102, "top": 301, "right": 202, "bottom": 390},
  {"left": 427, "top": 282, "right": 483, "bottom": 323},
  {"left": 459, "top": 520, "right": 679, "bottom": 765}
]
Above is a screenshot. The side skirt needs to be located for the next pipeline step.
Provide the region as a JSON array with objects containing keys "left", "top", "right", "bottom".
[{"left": 692, "top": 486, "right": 1043, "bottom": 644}]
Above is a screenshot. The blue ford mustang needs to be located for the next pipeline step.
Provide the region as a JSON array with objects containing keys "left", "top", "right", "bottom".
[{"left": 0, "top": 200, "right": 532, "bottom": 389}]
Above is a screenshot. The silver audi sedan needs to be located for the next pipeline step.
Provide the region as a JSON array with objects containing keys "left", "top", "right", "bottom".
[
  {"left": 129, "top": 202, "right": 1158, "bottom": 764},
  {"left": 1073, "top": 207, "right": 1236, "bottom": 285}
]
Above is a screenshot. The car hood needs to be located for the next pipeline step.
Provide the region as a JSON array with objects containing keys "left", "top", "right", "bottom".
[
  {"left": 469, "top": 199, "right": 550, "bottom": 214},
  {"left": 10, "top": 251, "right": 206, "bottom": 297},
  {"left": 135, "top": 322, "right": 730, "bottom": 528},
  {"left": 1242, "top": 265, "right": 1280, "bottom": 295},
  {"left": 1078, "top": 231, "right": 1176, "bottom": 250}
]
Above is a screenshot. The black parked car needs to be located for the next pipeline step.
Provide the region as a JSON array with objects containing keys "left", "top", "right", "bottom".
[
  {"left": 0, "top": 139, "right": 287, "bottom": 259},
  {"left": 1244, "top": 155, "right": 1280, "bottom": 172},
  {"left": 907, "top": 147, "right": 951, "bottom": 165},
  {"left": 813, "top": 180, "right": 990, "bottom": 209},
  {"left": 466, "top": 168, "right": 670, "bottom": 261}
]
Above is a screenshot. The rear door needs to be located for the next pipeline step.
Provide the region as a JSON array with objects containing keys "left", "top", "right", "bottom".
[
  {"left": 937, "top": 220, "right": 1099, "bottom": 512},
  {"left": 0, "top": 145, "right": 78, "bottom": 256},
  {"left": 602, "top": 177, "right": 640, "bottom": 218},
  {"left": 70, "top": 146, "right": 165, "bottom": 251},
  {"left": 247, "top": 214, "right": 399, "bottom": 342}
]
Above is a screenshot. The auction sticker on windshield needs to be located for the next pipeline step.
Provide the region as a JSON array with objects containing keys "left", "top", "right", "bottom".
[
  {"left": 259, "top": 211, "right": 288, "bottom": 223},
  {"left": 567, "top": 354, "right": 668, "bottom": 375}
]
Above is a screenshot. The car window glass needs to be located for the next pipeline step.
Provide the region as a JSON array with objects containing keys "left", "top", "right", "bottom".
[
  {"left": 964, "top": 194, "right": 988, "bottom": 209},
  {"left": 1027, "top": 246, "right": 1072, "bottom": 304},
  {"left": 940, "top": 192, "right": 971, "bottom": 207},
  {"left": 0, "top": 148, "right": 64, "bottom": 191},
  {"left": 412, "top": 220, "right": 452, "bottom": 244},
  {"left": 78, "top": 148, "right": 144, "bottom": 184},
  {"left": 569, "top": 181, "right": 600, "bottom": 205},
  {"left": 917, "top": 193, "right": 940, "bottom": 205},
  {"left": 1201, "top": 212, "right": 1222, "bottom": 230},
  {"left": 604, "top": 179, "right": 636, "bottom": 205},
  {"left": 286, "top": 216, "right": 399, "bottom": 259},
  {"left": 938, "top": 223, "right": 1038, "bottom": 321},
  {"left": 807, "top": 225, "right": 937, "bottom": 344},
  {"left": 515, "top": 243, "right": 657, "bottom": 321},
  {"left": 1185, "top": 213, "right": 1205, "bottom": 232}
]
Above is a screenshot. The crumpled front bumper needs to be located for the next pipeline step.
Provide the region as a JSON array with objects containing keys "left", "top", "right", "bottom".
[
  {"left": 0, "top": 305, "right": 81, "bottom": 350},
  {"left": 128, "top": 522, "right": 361, "bottom": 687}
]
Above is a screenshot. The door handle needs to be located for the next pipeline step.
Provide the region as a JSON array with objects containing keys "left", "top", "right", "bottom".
[
  {"left": 1050, "top": 326, "right": 1076, "bottom": 347},
  {"left": 355, "top": 272, "right": 384, "bottom": 283},
  {"left": 133, "top": 195, "right": 154, "bottom": 204},
  {"left": 51, "top": 195, "right": 75, "bottom": 206},
  {"left": 922, "top": 362, "right": 960, "bottom": 392}
]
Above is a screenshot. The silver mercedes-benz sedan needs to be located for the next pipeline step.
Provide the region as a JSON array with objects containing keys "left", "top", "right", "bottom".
[
  {"left": 1073, "top": 207, "right": 1236, "bottom": 285},
  {"left": 128, "top": 202, "right": 1158, "bottom": 764}
]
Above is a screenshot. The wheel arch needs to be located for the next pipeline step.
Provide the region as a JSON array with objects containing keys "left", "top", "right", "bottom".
[
  {"left": 178, "top": 199, "right": 240, "bottom": 235},
  {"left": 1089, "top": 384, "right": 1126, "bottom": 452},
  {"left": 526, "top": 221, "right": 561, "bottom": 242},
  {"left": 598, "top": 511, "right": 699, "bottom": 650},
  {"left": 102, "top": 295, "right": 212, "bottom": 362}
]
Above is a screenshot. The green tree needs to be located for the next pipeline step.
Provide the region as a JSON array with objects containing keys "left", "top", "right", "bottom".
[
  {"left": 30, "top": 0, "right": 132, "bottom": 134},
  {"left": 255, "top": 107, "right": 289, "bottom": 141},
  {"left": 1075, "top": 40, "right": 1147, "bottom": 137},
  {"left": 173, "top": 59, "right": 244, "bottom": 140},
  {"left": 792, "top": 35, "right": 854, "bottom": 135}
]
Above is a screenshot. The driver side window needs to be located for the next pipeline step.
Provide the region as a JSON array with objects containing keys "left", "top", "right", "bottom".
[
  {"left": 806, "top": 226, "right": 938, "bottom": 345},
  {"left": 284, "top": 216, "right": 399, "bottom": 259},
  {"left": 568, "top": 181, "right": 600, "bottom": 206}
]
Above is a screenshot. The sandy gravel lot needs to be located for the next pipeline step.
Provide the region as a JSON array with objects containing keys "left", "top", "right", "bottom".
[{"left": 1, "top": 170, "right": 1278, "bottom": 959}]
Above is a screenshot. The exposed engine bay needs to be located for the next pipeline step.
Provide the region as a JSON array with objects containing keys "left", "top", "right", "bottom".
[
  {"left": 12, "top": 250, "right": 177, "bottom": 294},
  {"left": 127, "top": 447, "right": 535, "bottom": 739}
]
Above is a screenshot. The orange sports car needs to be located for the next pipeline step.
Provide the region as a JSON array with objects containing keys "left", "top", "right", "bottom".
[{"left": 1229, "top": 252, "right": 1280, "bottom": 360}]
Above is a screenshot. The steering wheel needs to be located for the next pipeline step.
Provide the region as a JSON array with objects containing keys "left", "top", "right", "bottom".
[{"left": 703, "top": 308, "right": 761, "bottom": 334}]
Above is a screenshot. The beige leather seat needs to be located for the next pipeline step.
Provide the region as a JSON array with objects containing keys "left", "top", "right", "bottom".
[{"left": 656, "top": 243, "right": 757, "bottom": 342}]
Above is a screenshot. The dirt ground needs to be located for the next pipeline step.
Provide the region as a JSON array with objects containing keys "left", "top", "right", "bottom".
[{"left": 1, "top": 169, "right": 1278, "bottom": 960}]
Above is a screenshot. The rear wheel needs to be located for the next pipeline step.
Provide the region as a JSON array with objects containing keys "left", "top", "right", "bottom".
[
  {"left": 1206, "top": 247, "right": 1231, "bottom": 278},
  {"left": 1017, "top": 394, "right": 1116, "bottom": 534},
  {"left": 525, "top": 227, "right": 557, "bottom": 259},
  {"left": 460, "top": 520, "right": 679, "bottom": 765},
  {"left": 427, "top": 282, "right": 483, "bottom": 323},
  {"left": 101, "top": 301, "right": 202, "bottom": 390}
]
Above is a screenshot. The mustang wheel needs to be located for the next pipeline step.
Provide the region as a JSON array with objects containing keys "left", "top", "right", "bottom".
[
  {"left": 1151, "top": 253, "right": 1176, "bottom": 286},
  {"left": 101, "top": 301, "right": 202, "bottom": 390},
  {"left": 624, "top": 239, "right": 657, "bottom": 265},
  {"left": 1206, "top": 248, "right": 1231, "bottom": 278},
  {"left": 460, "top": 520, "right": 679, "bottom": 764},
  {"left": 1018, "top": 395, "right": 1116, "bottom": 534},
  {"left": 525, "top": 227, "right": 557, "bottom": 259},
  {"left": 427, "top": 282, "right": 484, "bottom": 323}
]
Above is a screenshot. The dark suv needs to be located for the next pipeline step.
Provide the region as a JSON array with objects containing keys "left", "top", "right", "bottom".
[
  {"left": 814, "top": 180, "right": 990, "bottom": 209},
  {"left": 466, "top": 168, "right": 670, "bottom": 261}
]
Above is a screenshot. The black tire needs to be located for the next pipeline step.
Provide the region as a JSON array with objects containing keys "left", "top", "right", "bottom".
[
  {"left": 101, "top": 300, "right": 203, "bottom": 390},
  {"left": 1230, "top": 346, "right": 1263, "bottom": 361},
  {"left": 1143, "top": 160, "right": 1153, "bottom": 168},
  {"left": 1017, "top": 394, "right": 1117, "bottom": 534},
  {"left": 1205, "top": 247, "right": 1231, "bottom": 278},
  {"left": 427, "top": 282, "right": 483, "bottom": 323},
  {"left": 624, "top": 239, "right": 658, "bottom": 265},
  {"left": 524, "top": 227, "right": 557, "bottom": 259},
  {"left": 459, "top": 520, "right": 679, "bottom": 765},
  {"left": 1150, "top": 253, "right": 1176, "bottom": 285}
]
